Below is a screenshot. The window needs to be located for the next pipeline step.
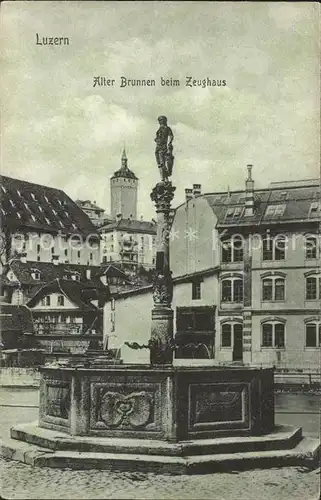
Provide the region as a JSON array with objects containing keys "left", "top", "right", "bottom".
[
  {"left": 265, "top": 204, "right": 286, "bottom": 217},
  {"left": 262, "top": 322, "right": 285, "bottom": 348},
  {"left": 31, "top": 214, "right": 36, "bottom": 222},
  {"left": 52, "top": 209, "right": 57, "bottom": 216},
  {"left": 32, "top": 271, "right": 41, "bottom": 280},
  {"left": 176, "top": 307, "right": 215, "bottom": 332},
  {"left": 262, "top": 276, "right": 285, "bottom": 301},
  {"left": 262, "top": 235, "right": 286, "bottom": 261},
  {"left": 1, "top": 186, "right": 6, "bottom": 193},
  {"left": 37, "top": 244, "right": 41, "bottom": 254},
  {"left": 192, "top": 280, "right": 202, "bottom": 300},
  {"left": 90, "top": 253, "right": 93, "bottom": 260},
  {"left": 57, "top": 295, "right": 64, "bottom": 306},
  {"left": 31, "top": 193, "right": 36, "bottom": 201},
  {"left": 305, "top": 322, "right": 321, "bottom": 348},
  {"left": 309, "top": 202, "right": 321, "bottom": 217},
  {"left": 221, "top": 277, "right": 243, "bottom": 303},
  {"left": 221, "top": 237, "right": 244, "bottom": 263},
  {"left": 41, "top": 296, "right": 51, "bottom": 306},
  {"left": 9, "top": 199, "right": 15, "bottom": 207},
  {"left": 17, "top": 189, "right": 21, "bottom": 196},
  {"left": 221, "top": 323, "right": 243, "bottom": 348},
  {"left": 64, "top": 249, "right": 68, "bottom": 256},
  {"left": 44, "top": 195, "right": 49, "bottom": 203},
  {"left": 305, "top": 275, "right": 321, "bottom": 300},
  {"left": 39, "top": 206, "right": 43, "bottom": 212},
  {"left": 305, "top": 236, "right": 318, "bottom": 260},
  {"left": 45, "top": 217, "right": 50, "bottom": 225},
  {"left": 17, "top": 212, "right": 21, "bottom": 219},
  {"left": 77, "top": 251, "right": 81, "bottom": 258}
]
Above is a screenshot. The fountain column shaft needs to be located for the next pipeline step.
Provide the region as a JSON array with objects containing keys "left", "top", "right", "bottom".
[{"left": 150, "top": 181, "right": 176, "bottom": 365}]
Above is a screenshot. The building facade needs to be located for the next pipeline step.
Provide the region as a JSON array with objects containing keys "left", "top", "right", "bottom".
[
  {"left": 0, "top": 176, "right": 101, "bottom": 267},
  {"left": 99, "top": 150, "right": 157, "bottom": 269},
  {"left": 104, "top": 171, "right": 321, "bottom": 371},
  {"left": 76, "top": 199, "right": 111, "bottom": 228}
]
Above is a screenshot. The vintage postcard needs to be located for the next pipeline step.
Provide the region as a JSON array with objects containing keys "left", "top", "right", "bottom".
[{"left": 0, "top": 1, "right": 320, "bottom": 499}]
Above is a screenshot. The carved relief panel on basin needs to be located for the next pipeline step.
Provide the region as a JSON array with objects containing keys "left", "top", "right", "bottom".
[
  {"left": 100, "top": 390, "right": 153, "bottom": 429},
  {"left": 90, "top": 382, "right": 162, "bottom": 435},
  {"left": 188, "top": 383, "right": 249, "bottom": 433}
]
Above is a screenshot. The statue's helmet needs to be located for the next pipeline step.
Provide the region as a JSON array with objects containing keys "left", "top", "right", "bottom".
[{"left": 158, "top": 116, "right": 167, "bottom": 124}]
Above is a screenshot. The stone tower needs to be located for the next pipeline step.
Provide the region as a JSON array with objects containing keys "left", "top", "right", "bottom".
[{"left": 110, "top": 149, "right": 138, "bottom": 220}]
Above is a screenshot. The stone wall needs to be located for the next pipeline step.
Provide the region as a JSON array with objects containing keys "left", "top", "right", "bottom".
[{"left": 0, "top": 367, "right": 40, "bottom": 387}]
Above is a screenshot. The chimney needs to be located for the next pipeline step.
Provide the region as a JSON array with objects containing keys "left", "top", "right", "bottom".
[
  {"left": 20, "top": 252, "right": 27, "bottom": 264},
  {"left": 86, "top": 269, "right": 91, "bottom": 280},
  {"left": 52, "top": 254, "right": 60, "bottom": 266},
  {"left": 244, "top": 164, "right": 255, "bottom": 217},
  {"left": 193, "top": 184, "right": 202, "bottom": 197},
  {"left": 185, "top": 188, "right": 193, "bottom": 202}
]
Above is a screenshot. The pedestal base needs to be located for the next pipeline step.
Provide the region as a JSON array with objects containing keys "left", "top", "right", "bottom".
[{"left": 1, "top": 422, "right": 319, "bottom": 474}]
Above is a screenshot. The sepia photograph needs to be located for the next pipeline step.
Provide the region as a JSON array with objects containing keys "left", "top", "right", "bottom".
[{"left": 0, "top": 1, "right": 320, "bottom": 499}]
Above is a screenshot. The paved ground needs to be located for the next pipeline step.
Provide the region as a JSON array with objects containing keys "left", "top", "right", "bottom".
[{"left": 0, "top": 389, "right": 320, "bottom": 500}]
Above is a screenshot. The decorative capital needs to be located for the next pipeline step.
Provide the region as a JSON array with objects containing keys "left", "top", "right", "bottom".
[{"left": 150, "top": 181, "right": 176, "bottom": 211}]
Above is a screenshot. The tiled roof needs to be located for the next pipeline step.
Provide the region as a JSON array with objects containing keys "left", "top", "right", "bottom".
[
  {"left": 26, "top": 278, "right": 109, "bottom": 311},
  {"left": 76, "top": 200, "right": 105, "bottom": 213},
  {"left": 202, "top": 180, "right": 320, "bottom": 227},
  {"left": 111, "top": 149, "right": 138, "bottom": 180},
  {"left": 99, "top": 218, "right": 156, "bottom": 234},
  {"left": 2, "top": 260, "right": 108, "bottom": 289},
  {"left": 0, "top": 175, "right": 99, "bottom": 237},
  {"left": 0, "top": 302, "right": 34, "bottom": 333}
]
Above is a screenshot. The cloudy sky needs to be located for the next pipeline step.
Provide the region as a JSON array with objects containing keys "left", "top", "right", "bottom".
[{"left": 1, "top": 1, "right": 320, "bottom": 219}]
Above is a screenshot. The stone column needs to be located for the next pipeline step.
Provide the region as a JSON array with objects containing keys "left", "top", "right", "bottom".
[{"left": 150, "top": 181, "right": 176, "bottom": 365}]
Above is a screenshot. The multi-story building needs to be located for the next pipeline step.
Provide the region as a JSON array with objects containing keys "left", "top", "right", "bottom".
[
  {"left": 99, "top": 150, "right": 156, "bottom": 269},
  {"left": 0, "top": 175, "right": 101, "bottom": 267},
  {"left": 104, "top": 169, "right": 321, "bottom": 371},
  {"left": 76, "top": 199, "right": 112, "bottom": 228}
]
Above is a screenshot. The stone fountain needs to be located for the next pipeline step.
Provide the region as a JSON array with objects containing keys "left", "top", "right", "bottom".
[{"left": 1, "top": 117, "right": 319, "bottom": 474}]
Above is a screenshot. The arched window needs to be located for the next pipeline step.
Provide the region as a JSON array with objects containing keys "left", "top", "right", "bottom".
[
  {"left": 262, "top": 275, "right": 285, "bottom": 301},
  {"left": 221, "top": 321, "right": 243, "bottom": 348},
  {"left": 262, "top": 235, "right": 286, "bottom": 261},
  {"left": 261, "top": 320, "right": 285, "bottom": 348},
  {"left": 304, "top": 235, "right": 318, "bottom": 260},
  {"left": 221, "top": 236, "right": 244, "bottom": 263},
  {"left": 305, "top": 274, "right": 321, "bottom": 300},
  {"left": 221, "top": 276, "right": 243, "bottom": 303},
  {"left": 305, "top": 320, "right": 321, "bottom": 348}
]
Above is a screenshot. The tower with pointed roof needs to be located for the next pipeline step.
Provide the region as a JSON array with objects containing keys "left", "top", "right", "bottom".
[{"left": 110, "top": 149, "right": 138, "bottom": 220}]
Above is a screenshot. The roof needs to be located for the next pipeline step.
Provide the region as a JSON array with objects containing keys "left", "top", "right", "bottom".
[
  {"left": 26, "top": 278, "right": 109, "bottom": 311},
  {"left": 185, "top": 179, "right": 320, "bottom": 228},
  {"left": 110, "top": 149, "right": 138, "bottom": 180},
  {"left": 0, "top": 302, "right": 35, "bottom": 333},
  {"left": 76, "top": 200, "right": 105, "bottom": 213},
  {"left": 1, "top": 260, "right": 108, "bottom": 289},
  {"left": 99, "top": 218, "right": 156, "bottom": 234},
  {"left": 0, "top": 175, "right": 99, "bottom": 237},
  {"left": 113, "top": 266, "right": 220, "bottom": 300}
]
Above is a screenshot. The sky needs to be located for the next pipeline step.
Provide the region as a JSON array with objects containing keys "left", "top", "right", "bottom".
[{"left": 1, "top": 1, "right": 320, "bottom": 219}]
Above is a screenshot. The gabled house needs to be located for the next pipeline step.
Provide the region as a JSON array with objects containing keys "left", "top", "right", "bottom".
[{"left": 26, "top": 277, "right": 110, "bottom": 353}]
